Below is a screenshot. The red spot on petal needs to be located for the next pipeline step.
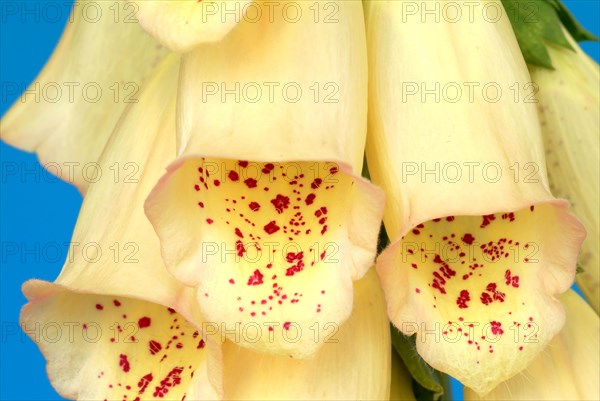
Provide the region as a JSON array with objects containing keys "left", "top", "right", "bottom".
[
  {"left": 270, "top": 194, "right": 290, "bottom": 214},
  {"left": 262, "top": 163, "right": 275, "bottom": 174},
  {"left": 264, "top": 221, "right": 280, "bottom": 234},
  {"left": 95, "top": 304, "right": 103, "bottom": 310},
  {"left": 247, "top": 269, "right": 264, "bottom": 286},
  {"left": 138, "top": 373, "right": 153, "bottom": 394},
  {"left": 149, "top": 340, "right": 162, "bottom": 355},
  {"left": 119, "top": 354, "right": 130, "bottom": 372},
  {"left": 228, "top": 171, "right": 239, "bottom": 181},
  {"left": 462, "top": 233, "right": 475, "bottom": 245},
  {"left": 244, "top": 178, "right": 257, "bottom": 188},
  {"left": 138, "top": 317, "right": 151, "bottom": 329},
  {"left": 249, "top": 202, "right": 260, "bottom": 211},
  {"left": 113, "top": 300, "right": 121, "bottom": 307},
  {"left": 490, "top": 321, "right": 504, "bottom": 335}
]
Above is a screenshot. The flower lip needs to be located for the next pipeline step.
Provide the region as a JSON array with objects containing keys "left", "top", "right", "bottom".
[
  {"left": 20, "top": 279, "right": 223, "bottom": 401},
  {"left": 377, "top": 199, "right": 585, "bottom": 395},
  {"left": 145, "top": 155, "right": 385, "bottom": 358}
]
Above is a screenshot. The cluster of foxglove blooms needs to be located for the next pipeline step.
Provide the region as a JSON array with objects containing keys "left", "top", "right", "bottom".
[{"left": 1, "top": 0, "right": 598, "bottom": 400}]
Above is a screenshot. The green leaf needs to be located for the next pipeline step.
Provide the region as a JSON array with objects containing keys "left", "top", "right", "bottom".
[
  {"left": 502, "top": 0, "right": 573, "bottom": 68},
  {"left": 546, "top": 0, "right": 600, "bottom": 42},
  {"left": 361, "top": 154, "right": 371, "bottom": 180},
  {"left": 391, "top": 326, "right": 451, "bottom": 401},
  {"left": 377, "top": 223, "right": 390, "bottom": 254}
]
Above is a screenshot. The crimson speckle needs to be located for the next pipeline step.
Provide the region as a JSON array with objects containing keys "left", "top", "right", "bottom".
[
  {"left": 249, "top": 202, "right": 260, "bottom": 211},
  {"left": 305, "top": 194, "right": 316, "bottom": 205},
  {"left": 490, "top": 321, "right": 504, "bottom": 335},
  {"left": 149, "top": 340, "right": 162, "bottom": 355},
  {"left": 311, "top": 178, "right": 323, "bottom": 189},
  {"left": 244, "top": 178, "right": 257, "bottom": 188},
  {"left": 228, "top": 171, "right": 239, "bottom": 181},
  {"left": 262, "top": 163, "right": 275, "bottom": 174},
  {"left": 271, "top": 194, "right": 290, "bottom": 214},
  {"left": 283, "top": 322, "right": 291, "bottom": 330},
  {"left": 247, "top": 269, "right": 264, "bottom": 286},
  {"left": 238, "top": 161, "right": 249, "bottom": 168},
  {"left": 138, "top": 317, "right": 151, "bottom": 329},
  {"left": 461, "top": 233, "right": 475, "bottom": 245},
  {"left": 113, "top": 300, "right": 121, "bottom": 307},
  {"left": 264, "top": 221, "right": 280, "bottom": 234},
  {"left": 206, "top": 218, "right": 213, "bottom": 224},
  {"left": 119, "top": 354, "right": 130, "bottom": 372},
  {"left": 95, "top": 304, "right": 104, "bottom": 310},
  {"left": 214, "top": 180, "right": 221, "bottom": 186}
]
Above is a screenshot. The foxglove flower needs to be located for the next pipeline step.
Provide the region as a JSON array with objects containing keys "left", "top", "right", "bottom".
[
  {"left": 0, "top": 0, "right": 168, "bottom": 192},
  {"left": 364, "top": 0, "right": 585, "bottom": 395},
  {"left": 145, "top": 0, "right": 384, "bottom": 357},
  {"left": 21, "top": 52, "right": 392, "bottom": 401},
  {"left": 464, "top": 290, "right": 599, "bottom": 400},
  {"left": 21, "top": 54, "right": 224, "bottom": 400},
  {"left": 530, "top": 31, "right": 600, "bottom": 313}
]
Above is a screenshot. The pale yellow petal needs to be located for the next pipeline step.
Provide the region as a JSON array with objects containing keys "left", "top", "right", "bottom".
[
  {"left": 465, "top": 290, "right": 600, "bottom": 400},
  {"left": 364, "top": 0, "right": 585, "bottom": 395},
  {"left": 1, "top": 0, "right": 168, "bottom": 192},
  {"left": 55, "top": 54, "right": 183, "bottom": 306},
  {"left": 131, "top": 0, "right": 252, "bottom": 52}
]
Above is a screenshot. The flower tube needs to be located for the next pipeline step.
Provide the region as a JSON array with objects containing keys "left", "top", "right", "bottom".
[
  {"left": 145, "top": 0, "right": 384, "bottom": 358},
  {"left": 364, "top": 0, "right": 585, "bottom": 395},
  {"left": 1, "top": 0, "right": 168, "bottom": 192}
]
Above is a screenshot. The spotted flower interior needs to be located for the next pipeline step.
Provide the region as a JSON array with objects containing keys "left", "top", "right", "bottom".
[
  {"left": 146, "top": 157, "right": 382, "bottom": 357},
  {"left": 21, "top": 282, "right": 220, "bottom": 401},
  {"left": 378, "top": 203, "right": 583, "bottom": 394}
]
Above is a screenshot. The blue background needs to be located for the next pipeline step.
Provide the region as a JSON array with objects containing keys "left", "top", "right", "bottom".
[{"left": 0, "top": 1, "right": 598, "bottom": 400}]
